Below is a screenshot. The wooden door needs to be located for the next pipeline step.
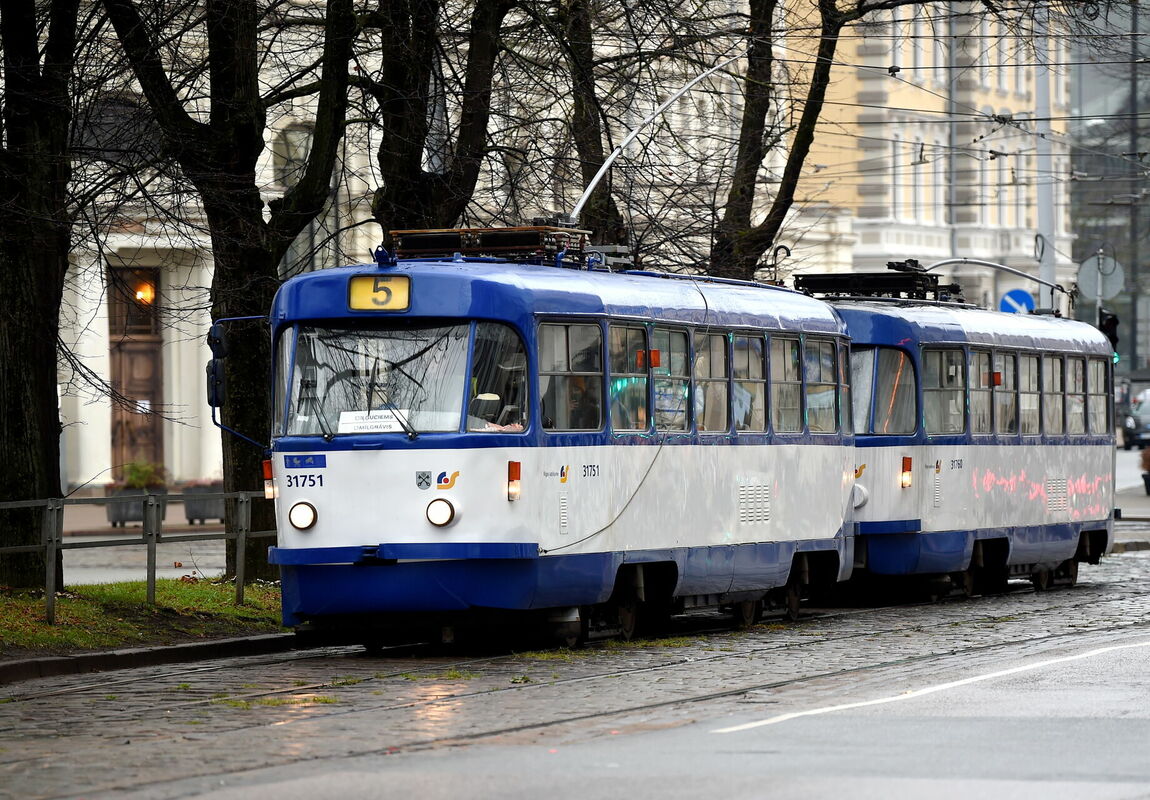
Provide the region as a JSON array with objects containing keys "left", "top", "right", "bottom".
[{"left": 108, "top": 267, "right": 163, "bottom": 480}]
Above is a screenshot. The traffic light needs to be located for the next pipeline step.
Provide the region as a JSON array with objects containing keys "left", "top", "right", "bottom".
[{"left": 1099, "top": 311, "right": 1120, "bottom": 351}]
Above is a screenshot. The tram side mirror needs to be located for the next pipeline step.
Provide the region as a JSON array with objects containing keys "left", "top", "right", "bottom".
[
  {"left": 207, "top": 322, "right": 228, "bottom": 358},
  {"left": 206, "top": 359, "right": 227, "bottom": 407}
]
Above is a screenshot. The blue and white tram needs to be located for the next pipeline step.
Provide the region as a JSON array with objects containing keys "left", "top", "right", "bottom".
[
  {"left": 810, "top": 276, "right": 1114, "bottom": 593},
  {"left": 255, "top": 228, "right": 856, "bottom": 640}
]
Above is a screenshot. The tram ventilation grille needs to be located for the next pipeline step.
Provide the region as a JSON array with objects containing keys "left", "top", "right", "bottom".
[
  {"left": 1046, "top": 478, "right": 1068, "bottom": 512},
  {"left": 558, "top": 492, "right": 569, "bottom": 534},
  {"left": 933, "top": 474, "right": 942, "bottom": 508},
  {"left": 738, "top": 484, "right": 771, "bottom": 524}
]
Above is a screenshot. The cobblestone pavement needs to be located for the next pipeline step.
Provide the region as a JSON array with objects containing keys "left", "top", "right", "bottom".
[{"left": 3, "top": 553, "right": 1149, "bottom": 800}]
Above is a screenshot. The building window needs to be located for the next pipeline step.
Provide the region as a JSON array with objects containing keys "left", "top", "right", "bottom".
[
  {"left": 891, "top": 134, "right": 904, "bottom": 221},
  {"left": 107, "top": 267, "right": 160, "bottom": 336}
]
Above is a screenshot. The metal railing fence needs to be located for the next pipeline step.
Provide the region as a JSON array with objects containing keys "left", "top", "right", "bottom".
[{"left": 0, "top": 492, "right": 276, "bottom": 624}]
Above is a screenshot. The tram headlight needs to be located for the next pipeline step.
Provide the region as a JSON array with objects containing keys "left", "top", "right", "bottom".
[
  {"left": 900, "top": 456, "right": 913, "bottom": 489},
  {"left": 426, "top": 498, "right": 456, "bottom": 527},
  {"left": 288, "top": 501, "right": 317, "bottom": 530}
]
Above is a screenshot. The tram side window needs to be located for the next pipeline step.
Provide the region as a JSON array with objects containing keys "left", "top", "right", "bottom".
[
  {"left": 839, "top": 342, "right": 852, "bottom": 434},
  {"left": 872, "top": 348, "right": 916, "bottom": 434},
  {"left": 805, "top": 338, "right": 838, "bottom": 433},
  {"left": 733, "top": 335, "right": 766, "bottom": 431},
  {"left": 1087, "top": 358, "right": 1110, "bottom": 434},
  {"left": 923, "top": 349, "right": 964, "bottom": 434},
  {"left": 770, "top": 337, "right": 802, "bottom": 432},
  {"left": 467, "top": 323, "right": 529, "bottom": 432},
  {"left": 1042, "top": 355, "right": 1064, "bottom": 434},
  {"left": 652, "top": 327, "right": 690, "bottom": 431},
  {"left": 994, "top": 352, "right": 1018, "bottom": 434},
  {"left": 1066, "top": 357, "right": 1086, "bottom": 434},
  {"left": 971, "top": 350, "right": 993, "bottom": 433},
  {"left": 539, "top": 322, "right": 603, "bottom": 430},
  {"left": 609, "top": 324, "right": 649, "bottom": 431},
  {"left": 695, "top": 333, "right": 729, "bottom": 432},
  {"left": 1019, "top": 355, "right": 1040, "bottom": 435},
  {"left": 850, "top": 348, "right": 875, "bottom": 434}
]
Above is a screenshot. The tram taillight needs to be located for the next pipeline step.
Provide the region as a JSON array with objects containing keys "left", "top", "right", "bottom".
[
  {"left": 262, "top": 459, "right": 276, "bottom": 499},
  {"left": 900, "top": 457, "right": 913, "bottom": 489},
  {"left": 508, "top": 460, "right": 522, "bottom": 501}
]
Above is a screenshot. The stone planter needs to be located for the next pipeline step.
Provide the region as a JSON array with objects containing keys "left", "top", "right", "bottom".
[
  {"left": 105, "top": 487, "right": 168, "bottom": 527},
  {"left": 184, "top": 484, "right": 225, "bottom": 524}
]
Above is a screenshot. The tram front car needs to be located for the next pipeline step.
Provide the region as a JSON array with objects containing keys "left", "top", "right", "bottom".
[{"left": 256, "top": 228, "right": 856, "bottom": 640}]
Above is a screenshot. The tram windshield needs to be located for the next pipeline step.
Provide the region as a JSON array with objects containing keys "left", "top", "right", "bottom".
[{"left": 278, "top": 322, "right": 529, "bottom": 437}]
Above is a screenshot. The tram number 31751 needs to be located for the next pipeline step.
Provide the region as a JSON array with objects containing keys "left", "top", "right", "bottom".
[
  {"left": 582, "top": 464, "right": 600, "bottom": 478},
  {"left": 285, "top": 474, "right": 325, "bottom": 488}
]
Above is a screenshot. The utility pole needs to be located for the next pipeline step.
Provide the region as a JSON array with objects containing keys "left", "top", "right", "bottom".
[
  {"left": 1130, "top": 0, "right": 1141, "bottom": 371},
  {"left": 1035, "top": 6, "right": 1056, "bottom": 309}
]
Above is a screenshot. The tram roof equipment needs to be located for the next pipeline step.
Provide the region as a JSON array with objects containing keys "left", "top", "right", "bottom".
[
  {"left": 794, "top": 260, "right": 966, "bottom": 305},
  {"left": 390, "top": 225, "right": 591, "bottom": 268}
]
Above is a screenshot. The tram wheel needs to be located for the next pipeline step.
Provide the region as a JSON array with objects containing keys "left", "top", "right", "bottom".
[
  {"left": 733, "top": 599, "right": 763, "bottom": 629},
  {"left": 617, "top": 599, "right": 641, "bottom": 641},
  {"left": 955, "top": 568, "right": 976, "bottom": 598},
  {"left": 553, "top": 617, "right": 588, "bottom": 649},
  {"left": 783, "top": 579, "right": 802, "bottom": 622},
  {"left": 1030, "top": 569, "right": 1052, "bottom": 592},
  {"left": 1056, "top": 558, "right": 1079, "bottom": 588}
]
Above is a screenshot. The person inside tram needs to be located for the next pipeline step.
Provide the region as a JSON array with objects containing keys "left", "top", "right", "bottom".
[{"left": 467, "top": 329, "right": 527, "bottom": 432}]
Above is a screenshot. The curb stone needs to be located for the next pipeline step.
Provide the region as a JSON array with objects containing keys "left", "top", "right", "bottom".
[{"left": 0, "top": 633, "right": 300, "bottom": 686}]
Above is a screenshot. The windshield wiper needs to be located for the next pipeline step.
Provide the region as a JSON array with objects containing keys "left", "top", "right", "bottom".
[
  {"left": 301, "top": 365, "right": 335, "bottom": 442},
  {"left": 368, "top": 357, "right": 419, "bottom": 440}
]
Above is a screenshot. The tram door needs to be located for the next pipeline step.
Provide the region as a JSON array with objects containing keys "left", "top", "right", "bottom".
[{"left": 107, "top": 267, "right": 164, "bottom": 480}]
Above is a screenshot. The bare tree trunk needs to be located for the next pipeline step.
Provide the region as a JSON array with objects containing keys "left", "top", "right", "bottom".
[
  {"left": 367, "top": 0, "right": 513, "bottom": 237},
  {"left": 562, "top": 0, "right": 628, "bottom": 244},
  {"left": 104, "top": 0, "right": 354, "bottom": 582},
  {"left": 0, "top": 0, "right": 80, "bottom": 588}
]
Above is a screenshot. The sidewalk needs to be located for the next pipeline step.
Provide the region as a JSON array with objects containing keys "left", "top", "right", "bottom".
[{"left": 61, "top": 496, "right": 224, "bottom": 536}]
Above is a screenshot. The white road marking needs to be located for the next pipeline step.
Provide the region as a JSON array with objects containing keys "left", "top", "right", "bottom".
[{"left": 711, "top": 639, "right": 1150, "bottom": 734}]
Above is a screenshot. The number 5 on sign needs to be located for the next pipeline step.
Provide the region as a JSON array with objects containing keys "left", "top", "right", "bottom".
[{"left": 348, "top": 275, "right": 411, "bottom": 311}]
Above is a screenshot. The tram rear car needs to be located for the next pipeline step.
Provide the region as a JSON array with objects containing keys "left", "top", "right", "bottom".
[
  {"left": 262, "top": 230, "right": 856, "bottom": 640},
  {"left": 831, "top": 294, "right": 1114, "bottom": 593}
]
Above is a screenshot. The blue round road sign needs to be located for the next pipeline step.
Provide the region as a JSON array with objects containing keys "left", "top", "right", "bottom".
[{"left": 999, "top": 288, "right": 1035, "bottom": 314}]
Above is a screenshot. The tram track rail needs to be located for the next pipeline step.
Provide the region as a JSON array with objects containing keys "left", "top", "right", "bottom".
[
  {"left": 0, "top": 578, "right": 1042, "bottom": 707},
  {"left": 3, "top": 574, "right": 1142, "bottom": 719},
  {"left": 4, "top": 560, "right": 1149, "bottom": 800}
]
